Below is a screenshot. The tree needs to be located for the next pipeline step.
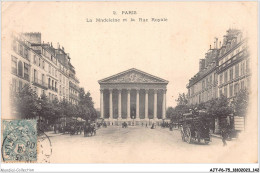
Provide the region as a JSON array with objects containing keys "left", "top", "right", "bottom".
[
  {"left": 215, "top": 94, "right": 232, "bottom": 119},
  {"left": 232, "top": 89, "right": 249, "bottom": 116},
  {"left": 38, "top": 93, "right": 54, "bottom": 122},
  {"left": 175, "top": 93, "right": 188, "bottom": 106},
  {"left": 205, "top": 95, "right": 232, "bottom": 130},
  {"left": 166, "top": 107, "right": 175, "bottom": 120},
  {"left": 78, "top": 88, "right": 97, "bottom": 121},
  {"left": 15, "top": 84, "right": 39, "bottom": 119},
  {"left": 51, "top": 97, "right": 62, "bottom": 123},
  {"left": 205, "top": 98, "right": 218, "bottom": 131}
]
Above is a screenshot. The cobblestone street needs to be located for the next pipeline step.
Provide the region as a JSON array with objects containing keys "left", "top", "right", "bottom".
[{"left": 45, "top": 126, "right": 246, "bottom": 163}]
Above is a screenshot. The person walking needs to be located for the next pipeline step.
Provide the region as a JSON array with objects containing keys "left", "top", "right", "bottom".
[{"left": 221, "top": 127, "right": 228, "bottom": 146}]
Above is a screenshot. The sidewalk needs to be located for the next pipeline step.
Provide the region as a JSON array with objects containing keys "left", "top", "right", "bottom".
[
  {"left": 44, "top": 131, "right": 64, "bottom": 137},
  {"left": 173, "top": 127, "right": 233, "bottom": 140}
]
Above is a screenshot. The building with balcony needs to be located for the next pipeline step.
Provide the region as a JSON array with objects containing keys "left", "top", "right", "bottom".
[
  {"left": 186, "top": 29, "right": 250, "bottom": 106},
  {"left": 10, "top": 32, "right": 80, "bottom": 104},
  {"left": 217, "top": 29, "right": 250, "bottom": 100},
  {"left": 11, "top": 33, "right": 31, "bottom": 93},
  {"left": 186, "top": 29, "right": 250, "bottom": 133},
  {"left": 68, "top": 62, "right": 80, "bottom": 105}
]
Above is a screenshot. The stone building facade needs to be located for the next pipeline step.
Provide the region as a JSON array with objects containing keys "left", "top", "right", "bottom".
[
  {"left": 187, "top": 29, "right": 250, "bottom": 105},
  {"left": 10, "top": 32, "right": 80, "bottom": 105},
  {"left": 99, "top": 68, "right": 168, "bottom": 126}
]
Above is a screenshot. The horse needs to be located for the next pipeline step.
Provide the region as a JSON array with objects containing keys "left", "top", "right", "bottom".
[{"left": 84, "top": 123, "right": 96, "bottom": 137}]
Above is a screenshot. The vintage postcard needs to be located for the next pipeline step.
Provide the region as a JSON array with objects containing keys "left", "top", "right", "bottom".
[{"left": 1, "top": 1, "right": 259, "bottom": 171}]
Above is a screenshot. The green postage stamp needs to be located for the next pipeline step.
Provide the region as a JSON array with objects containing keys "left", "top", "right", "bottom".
[{"left": 1, "top": 119, "right": 37, "bottom": 162}]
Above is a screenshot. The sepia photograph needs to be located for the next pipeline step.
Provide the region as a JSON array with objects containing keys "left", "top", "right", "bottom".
[{"left": 1, "top": 1, "right": 259, "bottom": 172}]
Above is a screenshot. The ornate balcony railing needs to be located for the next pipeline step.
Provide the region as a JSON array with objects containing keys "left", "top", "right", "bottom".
[{"left": 32, "top": 78, "right": 48, "bottom": 89}]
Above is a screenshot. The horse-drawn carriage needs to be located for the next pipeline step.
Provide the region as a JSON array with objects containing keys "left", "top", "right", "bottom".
[
  {"left": 180, "top": 110, "right": 210, "bottom": 144},
  {"left": 61, "top": 121, "right": 83, "bottom": 135},
  {"left": 83, "top": 122, "right": 96, "bottom": 137}
]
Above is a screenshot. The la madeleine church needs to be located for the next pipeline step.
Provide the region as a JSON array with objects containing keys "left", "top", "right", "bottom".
[{"left": 98, "top": 68, "right": 169, "bottom": 126}]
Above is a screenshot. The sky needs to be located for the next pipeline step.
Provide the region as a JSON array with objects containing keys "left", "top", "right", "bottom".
[{"left": 2, "top": 2, "right": 257, "bottom": 108}]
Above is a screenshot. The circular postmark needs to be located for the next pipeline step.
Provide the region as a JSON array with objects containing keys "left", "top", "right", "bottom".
[
  {"left": 37, "top": 131, "right": 52, "bottom": 163},
  {"left": 2, "top": 120, "right": 37, "bottom": 162}
]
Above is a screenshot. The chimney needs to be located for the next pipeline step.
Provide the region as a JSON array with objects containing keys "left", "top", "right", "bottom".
[
  {"left": 51, "top": 42, "right": 53, "bottom": 47},
  {"left": 210, "top": 45, "right": 211, "bottom": 49},
  {"left": 215, "top": 37, "right": 218, "bottom": 49},
  {"left": 219, "top": 41, "right": 222, "bottom": 47},
  {"left": 57, "top": 42, "right": 60, "bottom": 49}
]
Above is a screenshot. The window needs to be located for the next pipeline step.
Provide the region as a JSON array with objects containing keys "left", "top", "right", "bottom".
[
  {"left": 48, "top": 78, "right": 51, "bottom": 88},
  {"left": 49, "top": 64, "right": 51, "bottom": 73},
  {"left": 42, "top": 74, "right": 45, "bottom": 85},
  {"left": 34, "top": 55, "right": 36, "bottom": 64},
  {"left": 34, "top": 69, "right": 37, "bottom": 83},
  {"left": 19, "top": 44, "right": 23, "bottom": 56},
  {"left": 11, "top": 56, "right": 17, "bottom": 74},
  {"left": 24, "top": 49, "right": 29, "bottom": 59},
  {"left": 229, "top": 84, "right": 233, "bottom": 97},
  {"left": 241, "top": 62, "right": 245, "bottom": 76},
  {"left": 18, "top": 61, "right": 23, "bottom": 77},
  {"left": 39, "top": 57, "right": 41, "bottom": 67},
  {"left": 235, "top": 64, "right": 239, "bottom": 78},
  {"left": 224, "top": 86, "right": 227, "bottom": 97},
  {"left": 220, "top": 74, "right": 223, "bottom": 85},
  {"left": 229, "top": 67, "right": 233, "bottom": 81},
  {"left": 224, "top": 71, "right": 228, "bottom": 83},
  {"left": 209, "top": 75, "right": 212, "bottom": 84},
  {"left": 43, "top": 61, "right": 45, "bottom": 69},
  {"left": 234, "top": 83, "right": 239, "bottom": 95},
  {"left": 24, "top": 63, "right": 29, "bottom": 81}
]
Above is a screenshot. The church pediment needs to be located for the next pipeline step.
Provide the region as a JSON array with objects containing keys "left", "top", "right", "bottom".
[{"left": 99, "top": 68, "right": 168, "bottom": 84}]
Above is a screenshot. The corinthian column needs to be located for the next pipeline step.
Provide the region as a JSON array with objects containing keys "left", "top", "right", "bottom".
[
  {"left": 136, "top": 89, "right": 140, "bottom": 120},
  {"left": 109, "top": 89, "right": 113, "bottom": 121},
  {"left": 127, "top": 89, "right": 131, "bottom": 120},
  {"left": 162, "top": 89, "right": 166, "bottom": 120},
  {"left": 154, "top": 89, "right": 158, "bottom": 120},
  {"left": 118, "top": 89, "right": 122, "bottom": 119},
  {"left": 145, "top": 89, "right": 149, "bottom": 120},
  {"left": 100, "top": 89, "right": 104, "bottom": 119}
]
